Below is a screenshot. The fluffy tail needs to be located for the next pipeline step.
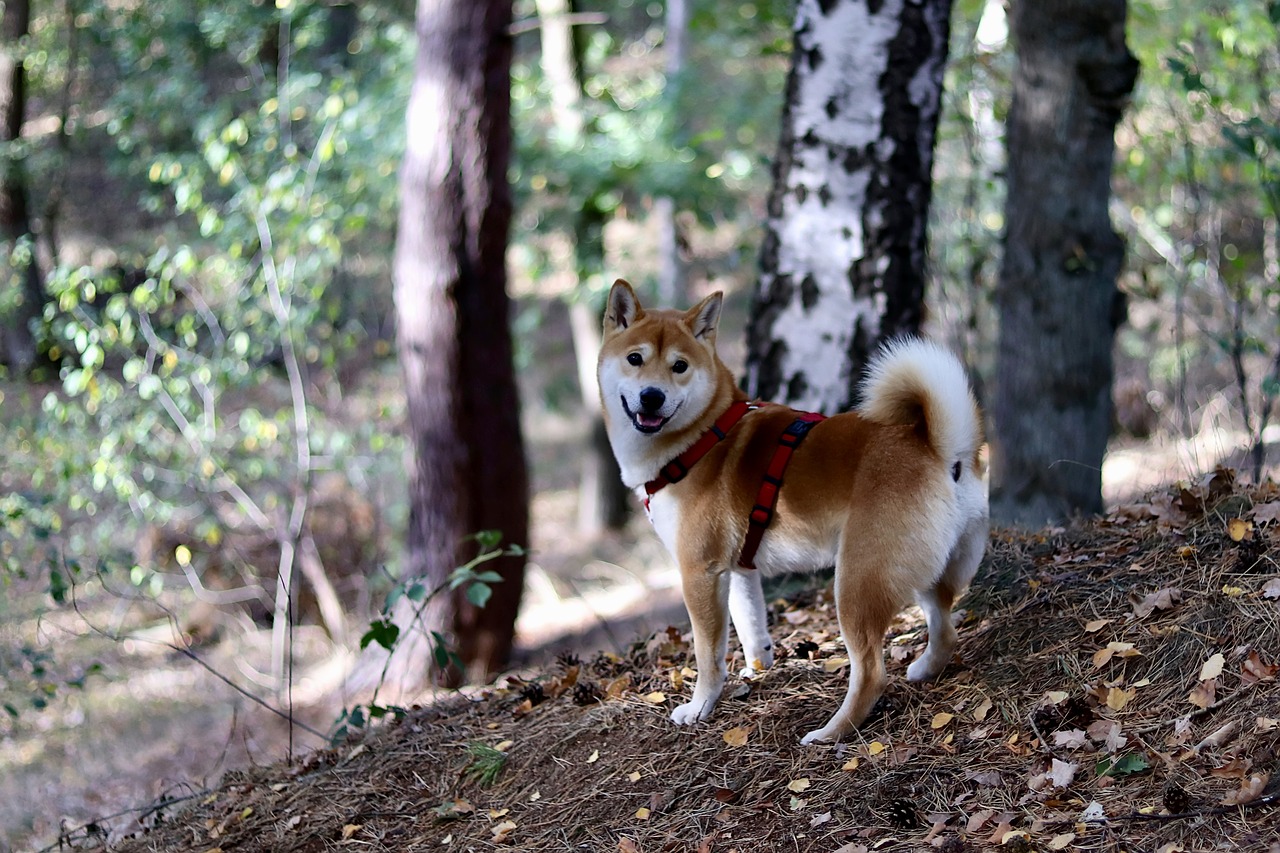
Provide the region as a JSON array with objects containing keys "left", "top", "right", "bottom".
[{"left": 857, "top": 337, "right": 982, "bottom": 465}]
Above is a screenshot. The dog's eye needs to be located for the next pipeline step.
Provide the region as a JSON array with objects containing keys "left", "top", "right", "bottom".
[
  {"left": 672, "top": 359, "right": 688, "bottom": 374},
  {"left": 627, "top": 352, "right": 643, "bottom": 366}
]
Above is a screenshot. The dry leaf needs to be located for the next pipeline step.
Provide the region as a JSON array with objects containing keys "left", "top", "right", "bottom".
[
  {"left": 842, "top": 757, "right": 860, "bottom": 771},
  {"left": 642, "top": 691, "right": 667, "bottom": 704},
  {"left": 1226, "top": 517, "right": 1253, "bottom": 542},
  {"left": 491, "top": 821, "right": 517, "bottom": 843},
  {"left": 494, "top": 739, "right": 514, "bottom": 752},
  {"left": 867, "top": 740, "right": 887, "bottom": 756},
  {"left": 1084, "top": 618, "right": 1110, "bottom": 633},
  {"left": 1049, "top": 833, "right": 1077, "bottom": 850},
  {"left": 966, "top": 808, "right": 996, "bottom": 832},
  {"left": 1263, "top": 578, "right": 1280, "bottom": 600},
  {"left": 618, "top": 839, "right": 640, "bottom": 853},
  {"left": 634, "top": 807, "right": 651, "bottom": 820},
  {"left": 1222, "top": 773, "right": 1267, "bottom": 805},
  {"left": 931, "top": 712, "right": 955, "bottom": 729},
  {"left": 834, "top": 845, "right": 870, "bottom": 853},
  {"left": 1093, "top": 641, "right": 1140, "bottom": 668},
  {"left": 1250, "top": 501, "right": 1280, "bottom": 523},
  {"left": 1188, "top": 679, "right": 1217, "bottom": 709},
  {"left": 586, "top": 749, "right": 600, "bottom": 764},
  {"left": 1053, "top": 729, "right": 1088, "bottom": 750},
  {"left": 1196, "top": 720, "right": 1240, "bottom": 752},
  {"left": 606, "top": 673, "right": 633, "bottom": 699},
  {"left": 823, "top": 657, "right": 850, "bottom": 672},
  {"left": 1132, "top": 587, "right": 1182, "bottom": 619},
  {"left": 787, "top": 778, "right": 811, "bottom": 793},
  {"left": 1242, "top": 651, "right": 1278, "bottom": 685},
  {"left": 488, "top": 808, "right": 509, "bottom": 819},
  {"left": 973, "top": 697, "right": 993, "bottom": 721},
  {"left": 722, "top": 726, "right": 750, "bottom": 747},
  {"left": 1256, "top": 717, "right": 1278, "bottom": 732},
  {"left": 1047, "top": 758, "right": 1078, "bottom": 788},
  {"left": 341, "top": 824, "right": 361, "bottom": 840},
  {"left": 1200, "top": 653, "right": 1226, "bottom": 681},
  {"left": 1106, "top": 686, "right": 1136, "bottom": 711},
  {"left": 1104, "top": 722, "right": 1128, "bottom": 753},
  {"left": 1043, "top": 690, "right": 1069, "bottom": 705},
  {"left": 810, "top": 811, "right": 832, "bottom": 827}
]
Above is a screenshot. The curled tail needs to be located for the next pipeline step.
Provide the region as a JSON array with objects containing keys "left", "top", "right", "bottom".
[{"left": 857, "top": 337, "right": 982, "bottom": 466}]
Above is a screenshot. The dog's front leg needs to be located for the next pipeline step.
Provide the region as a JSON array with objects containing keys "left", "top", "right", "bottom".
[
  {"left": 671, "top": 566, "right": 729, "bottom": 725},
  {"left": 729, "top": 569, "right": 773, "bottom": 677}
]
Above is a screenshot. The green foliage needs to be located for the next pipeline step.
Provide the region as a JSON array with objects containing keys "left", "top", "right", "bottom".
[
  {"left": 1096, "top": 752, "right": 1151, "bottom": 779},
  {"left": 461, "top": 741, "right": 508, "bottom": 787}
]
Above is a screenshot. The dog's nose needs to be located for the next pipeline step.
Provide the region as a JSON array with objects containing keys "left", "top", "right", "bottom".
[{"left": 639, "top": 387, "right": 666, "bottom": 413}]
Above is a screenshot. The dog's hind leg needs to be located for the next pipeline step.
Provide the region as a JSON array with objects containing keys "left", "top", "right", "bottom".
[
  {"left": 671, "top": 567, "right": 730, "bottom": 725},
  {"left": 908, "top": 517, "right": 986, "bottom": 683},
  {"left": 729, "top": 569, "right": 774, "bottom": 677},
  {"left": 801, "top": 553, "right": 899, "bottom": 745}
]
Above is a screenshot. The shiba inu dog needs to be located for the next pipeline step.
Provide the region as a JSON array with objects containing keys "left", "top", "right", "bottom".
[{"left": 597, "top": 279, "right": 988, "bottom": 744}]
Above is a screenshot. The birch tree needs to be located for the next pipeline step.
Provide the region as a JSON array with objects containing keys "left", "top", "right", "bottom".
[{"left": 744, "top": 0, "right": 953, "bottom": 413}]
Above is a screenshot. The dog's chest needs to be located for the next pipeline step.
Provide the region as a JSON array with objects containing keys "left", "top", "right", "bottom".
[{"left": 641, "top": 488, "right": 683, "bottom": 557}]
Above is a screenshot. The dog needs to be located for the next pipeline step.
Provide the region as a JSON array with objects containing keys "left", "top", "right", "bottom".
[{"left": 597, "top": 279, "right": 988, "bottom": 744}]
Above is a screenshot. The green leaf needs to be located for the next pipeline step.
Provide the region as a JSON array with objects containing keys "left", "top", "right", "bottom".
[
  {"left": 359, "top": 618, "right": 400, "bottom": 651},
  {"left": 472, "top": 571, "right": 503, "bottom": 584},
  {"left": 466, "top": 583, "right": 492, "bottom": 609},
  {"left": 473, "top": 529, "right": 502, "bottom": 551},
  {"left": 1097, "top": 753, "right": 1150, "bottom": 778}
]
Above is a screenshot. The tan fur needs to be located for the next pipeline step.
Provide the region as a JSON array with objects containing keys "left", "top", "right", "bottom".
[{"left": 598, "top": 280, "right": 989, "bottom": 744}]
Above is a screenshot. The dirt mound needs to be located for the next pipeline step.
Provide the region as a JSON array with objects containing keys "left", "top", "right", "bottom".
[{"left": 71, "top": 476, "right": 1280, "bottom": 852}]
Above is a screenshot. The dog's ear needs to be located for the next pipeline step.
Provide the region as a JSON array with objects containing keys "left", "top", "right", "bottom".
[
  {"left": 604, "top": 279, "right": 643, "bottom": 336},
  {"left": 685, "top": 291, "right": 723, "bottom": 345}
]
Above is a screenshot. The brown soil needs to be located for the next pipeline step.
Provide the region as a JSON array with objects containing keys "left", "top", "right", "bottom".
[{"left": 66, "top": 475, "right": 1280, "bottom": 853}]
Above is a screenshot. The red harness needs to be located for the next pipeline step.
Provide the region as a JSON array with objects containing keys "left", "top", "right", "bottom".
[{"left": 642, "top": 401, "right": 827, "bottom": 570}]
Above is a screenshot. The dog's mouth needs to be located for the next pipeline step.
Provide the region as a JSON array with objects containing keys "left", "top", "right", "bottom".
[{"left": 622, "top": 396, "right": 678, "bottom": 434}]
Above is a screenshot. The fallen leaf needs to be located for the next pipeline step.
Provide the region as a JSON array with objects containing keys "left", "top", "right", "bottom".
[
  {"left": 491, "top": 820, "right": 517, "bottom": 843},
  {"left": 722, "top": 726, "right": 750, "bottom": 747},
  {"left": 1256, "top": 717, "right": 1278, "bottom": 732},
  {"left": 787, "top": 778, "right": 811, "bottom": 793},
  {"left": 1093, "top": 642, "right": 1141, "bottom": 668},
  {"left": 834, "top": 844, "right": 870, "bottom": 853},
  {"left": 810, "top": 811, "right": 832, "bottom": 827},
  {"left": 1081, "top": 801, "right": 1106, "bottom": 821},
  {"left": 634, "top": 807, "right": 651, "bottom": 820},
  {"left": 606, "top": 673, "right": 633, "bottom": 699},
  {"left": 1263, "top": 578, "right": 1280, "bottom": 600},
  {"left": 618, "top": 839, "right": 640, "bottom": 853},
  {"left": 1084, "top": 618, "right": 1110, "bottom": 633},
  {"left": 1053, "top": 729, "right": 1088, "bottom": 750},
  {"left": 931, "top": 712, "right": 955, "bottom": 729},
  {"left": 1104, "top": 722, "right": 1128, "bottom": 753},
  {"left": 642, "top": 691, "right": 667, "bottom": 704},
  {"left": 1250, "top": 501, "right": 1280, "bottom": 523},
  {"left": 1132, "top": 587, "right": 1182, "bottom": 619},
  {"left": 823, "top": 657, "right": 850, "bottom": 672},
  {"left": 867, "top": 740, "right": 887, "bottom": 756},
  {"left": 341, "top": 824, "right": 361, "bottom": 840},
  {"left": 1188, "top": 679, "right": 1217, "bottom": 709},
  {"left": 973, "top": 697, "right": 993, "bottom": 721},
  {"left": 1106, "top": 686, "right": 1136, "bottom": 711},
  {"left": 628, "top": 770, "right": 642, "bottom": 782},
  {"left": 966, "top": 808, "right": 996, "bottom": 832},
  {"left": 1241, "top": 650, "right": 1278, "bottom": 686},
  {"left": 1226, "top": 517, "right": 1252, "bottom": 542},
  {"left": 1047, "top": 758, "right": 1078, "bottom": 788},
  {"left": 1049, "top": 833, "right": 1077, "bottom": 850},
  {"left": 1222, "top": 773, "right": 1267, "bottom": 805},
  {"left": 842, "top": 757, "right": 860, "bottom": 771},
  {"left": 494, "top": 739, "right": 514, "bottom": 752},
  {"left": 488, "top": 808, "right": 509, "bottom": 819},
  {"left": 1222, "top": 584, "right": 1246, "bottom": 597},
  {"left": 587, "top": 749, "right": 600, "bottom": 764},
  {"left": 1200, "top": 653, "right": 1226, "bottom": 681},
  {"left": 1043, "top": 691, "right": 1069, "bottom": 705}
]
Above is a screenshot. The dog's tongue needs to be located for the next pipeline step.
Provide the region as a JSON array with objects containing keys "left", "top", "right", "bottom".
[{"left": 636, "top": 413, "right": 665, "bottom": 428}]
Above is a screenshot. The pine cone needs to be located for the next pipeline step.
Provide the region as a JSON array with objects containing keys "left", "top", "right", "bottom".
[
  {"left": 880, "top": 797, "right": 919, "bottom": 829},
  {"left": 555, "top": 651, "right": 581, "bottom": 669},
  {"left": 1163, "top": 781, "right": 1191, "bottom": 815},
  {"left": 519, "top": 681, "right": 546, "bottom": 707},
  {"left": 572, "top": 680, "right": 603, "bottom": 706}
]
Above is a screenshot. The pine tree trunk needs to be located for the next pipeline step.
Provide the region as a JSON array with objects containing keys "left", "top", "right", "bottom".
[
  {"left": 989, "top": 0, "right": 1137, "bottom": 526},
  {"left": 744, "top": 0, "right": 952, "bottom": 413},
  {"left": 0, "top": 0, "right": 42, "bottom": 374},
  {"left": 380, "top": 0, "right": 528, "bottom": 691}
]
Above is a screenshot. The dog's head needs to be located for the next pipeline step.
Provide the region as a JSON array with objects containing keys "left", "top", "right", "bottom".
[{"left": 597, "top": 279, "right": 724, "bottom": 441}]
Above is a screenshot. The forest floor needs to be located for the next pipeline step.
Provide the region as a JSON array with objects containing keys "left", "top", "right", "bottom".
[{"left": 62, "top": 469, "right": 1280, "bottom": 853}]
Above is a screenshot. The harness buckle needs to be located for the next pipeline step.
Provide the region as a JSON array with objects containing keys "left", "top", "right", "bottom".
[
  {"left": 749, "top": 504, "right": 773, "bottom": 526},
  {"left": 661, "top": 458, "right": 689, "bottom": 483}
]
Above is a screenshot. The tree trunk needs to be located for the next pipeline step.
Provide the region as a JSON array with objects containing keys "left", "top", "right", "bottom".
[
  {"left": 381, "top": 0, "right": 528, "bottom": 691},
  {"left": 744, "top": 0, "right": 953, "bottom": 413},
  {"left": 653, "top": 0, "right": 689, "bottom": 306},
  {"left": 989, "top": 0, "right": 1137, "bottom": 526},
  {"left": 0, "top": 0, "right": 43, "bottom": 374},
  {"left": 535, "top": 0, "right": 630, "bottom": 535}
]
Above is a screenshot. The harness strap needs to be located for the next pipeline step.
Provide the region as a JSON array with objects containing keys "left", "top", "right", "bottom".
[
  {"left": 643, "top": 400, "right": 754, "bottom": 508},
  {"left": 737, "top": 412, "right": 826, "bottom": 569}
]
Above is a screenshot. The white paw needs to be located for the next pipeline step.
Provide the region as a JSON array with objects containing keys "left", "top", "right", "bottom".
[
  {"left": 906, "top": 654, "right": 942, "bottom": 683},
  {"left": 738, "top": 649, "right": 774, "bottom": 679},
  {"left": 800, "top": 726, "right": 837, "bottom": 746},
  {"left": 670, "top": 697, "right": 715, "bottom": 726}
]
